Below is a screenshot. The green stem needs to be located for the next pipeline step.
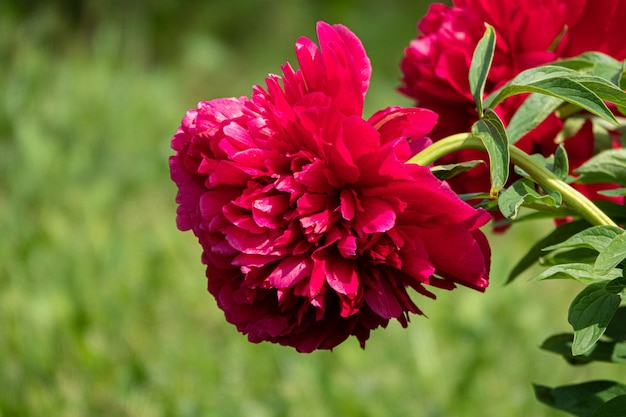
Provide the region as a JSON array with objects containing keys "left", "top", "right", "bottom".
[{"left": 408, "top": 133, "right": 617, "bottom": 227}]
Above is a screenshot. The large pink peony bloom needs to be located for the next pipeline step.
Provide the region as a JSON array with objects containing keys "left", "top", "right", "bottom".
[
  {"left": 400, "top": 0, "right": 626, "bottom": 204},
  {"left": 170, "top": 22, "right": 491, "bottom": 352}
]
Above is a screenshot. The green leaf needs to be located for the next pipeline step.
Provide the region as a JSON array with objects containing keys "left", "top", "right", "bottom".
[
  {"left": 471, "top": 109, "right": 509, "bottom": 196},
  {"left": 543, "top": 225, "right": 625, "bottom": 253},
  {"left": 598, "top": 188, "right": 626, "bottom": 197},
  {"left": 594, "top": 232, "right": 626, "bottom": 275},
  {"left": 429, "top": 160, "right": 483, "bottom": 181},
  {"left": 568, "top": 281, "right": 622, "bottom": 355},
  {"left": 585, "top": 53, "right": 625, "bottom": 86},
  {"left": 556, "top": 52, "right": 625, "bottom": 86},
  {"left": 456, "top": 192, "right": 492, "bottom": 202},
  {"left": 567, "top": 75, "right": 626, "bottom": 116},
  {"left": 484, "top": 66, "right": 619, "bottom": 125},
  {"left": 551, "top": 56, "right": 596, "bottom": 72},
  {"left": 513, "top": 151, "right": 569, "bottom": 182},
  {"left": 604, "top": 306, "right": 626, "bottom": 342},
  {"left": 556, "top": 52, "right": 626, "bottom": 101},
  {"left": 507, "top": 94, "right": 563, "bottom": 144},
  {"left": 591, "top": 120, "right": 617, "bottom": 153},
  {"left": 539, "top": 248, "right": 601, "bottom": 268},
  {"left": 507, "top": 220, "right": 589, "bottom": 284},
  {"left": 498, "top": 178, "right": 561, "bottom": 219},
  {"left": 590, "top": 395, "right": 626, "bottom": 417},
  {"left": 605, "top": 276, "right": 626, "bottom": 294},
  {"left": 531, "top": 263, "right": 622, "bottom": 285},
  {"left": 540, "top": 333, "right": 626, "bottom": 365},
  {"left": 535, "top": 380, "right": 626, "bottom": 417},
  {"left": 575, "top": 149, "right": 626, "bottom": 186},
  {"left": 468, "top": 24, "right": 495, "bottom": 117},
  {"left": 554, "top": 144, "right": 569, "bottom": 182},
  {"left": 550, "top": 52, "right": 621, "bottom": 78}
]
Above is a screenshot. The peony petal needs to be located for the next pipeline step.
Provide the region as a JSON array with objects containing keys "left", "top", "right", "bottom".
[
  {"left": 339, "top": 188, "right": 363, "bottom": 221},
  {"left": 325, "top": 22, "right": 371, "bottom": 100},
  {"left": 308, "top": 258, "right": 327, "bottom": 301},
  {"left": 296, "top": 192, "right": 328, "bottom": 216},
  {"left": 222, "top": 122, "right": 256, "bottom": 153},
  {"left": 355, "top": 197, "right": 397, "bottom": 234},
  {"left": 398, "top": 234, "right": 435, "bottom": 283},
  {"left": 559, "top": 0, "right": 624, "bottom": 58},
  {"left": 315, "top": 21, "right": 370, "bottom": 116},
  {"left": 416, "top": 224, "right": 490, "bottom": 290},
  {"left": 223, "top": 203, "right": 266, "bottom": 234},
  {"left": 337, "top": 234, "right": 357, "bottom": 258},
  {"left": 377, "top": 164, "right": 492, "bottom": 229},
  {"left": 294, "top": 160, "right": 336, "bottom": 194},
  {"left": 294, "top": 35, "right": 323, "bottom": 96},
  {"left": 364, "top": 272, "right": 403, "bottom": 319},
  {"left": 208, "top": 160, "right": 250, "bottom": 187},
  {"left": 299, "top": 209, "right": 340, "bottom": 239},
  {"left": 341, "top": 115, "right": 380, "bottom": 162},
  {"left": 268, "top": 255, "right": 314, "bottom": 288},
  {"left": 316, "top": 249, "right": 359, "bottom": 298},
  {"left": 253, "top": 193, "right": 291, "bottom": 215},
  {"left": 368, "top": 107, "right": 438, "bottom": 145}
]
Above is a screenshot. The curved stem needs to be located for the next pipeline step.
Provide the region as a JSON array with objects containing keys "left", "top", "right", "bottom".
[
  {"left": 409, "top": 133, "right": 478, "bottom": 166},
  {"left": 408, "top": 133, "right": 617, "bottom": 227}
]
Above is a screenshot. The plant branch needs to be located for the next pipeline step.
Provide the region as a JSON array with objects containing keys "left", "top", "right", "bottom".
[{"left": 408, "top": 133, "right": 618, "bottom": 227}]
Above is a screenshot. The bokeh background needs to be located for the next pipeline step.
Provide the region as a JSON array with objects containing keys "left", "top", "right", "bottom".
[{"left": 2, "top": 1, "right": 623, "bottom": 416}]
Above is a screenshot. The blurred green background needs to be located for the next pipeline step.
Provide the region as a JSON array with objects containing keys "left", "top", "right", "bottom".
[{"left": 1, "top": 1, "right": 623, "bottom": 416}]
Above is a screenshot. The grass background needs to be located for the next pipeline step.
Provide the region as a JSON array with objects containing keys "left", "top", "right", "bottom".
[{"left": 1, "top": 1, "right": 624, "bottom": 416}]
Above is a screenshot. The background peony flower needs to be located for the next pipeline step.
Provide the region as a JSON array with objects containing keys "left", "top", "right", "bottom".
[
  {"left": 170, "top": 21, "right": 491, "bottom": 353},
  {"left": 399, "top": 0, "right": 626, "bottom": 208}
]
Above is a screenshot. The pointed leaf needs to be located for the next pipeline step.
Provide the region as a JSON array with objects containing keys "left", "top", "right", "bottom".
[
  {"left": 468, "top": 24, "right": 496, "bottom": 117},
  {"left": 540, "top": 333, "right": 626, "bottom": 365},
  {"left": 594, "top": 232, "right": 626, "bottom": 275},
  {"left": 429, "top": 160, "right": 483, "bottom": 181},
  {"left": 544, "top": 225, "right": 625, "bottom": 252},
  {"left": 568, "top": 281, "right": 622, "bottom": 355},
  {"left": 574, "top": 149, "right": 626, "bottom": 186},
  {"left": 507, "top": 220, "right": 588, "bottom": 284},
  {"left": 605, "top": 276, "right": 626, "bottom": 295},
  {"left": 456, "top": 192, "right": 492, "bottom": 202},
  {"left": 484, "top": 66, "right": 619, "bottom": 125},
  {"left": 553, "top": 144, "right": 569, "bottom": 182},
  {"left": 590, "top": 119, "right": 615, "bottom": 152},
  {"left": 590, "top": 395, "right": 626, "bottom": 417},
  {"left": 604, "top": 306, "right": 626, "bottom": 342},
  {"left": 471, "top": 109, "right": 509, "bottom": 196},
  {"left": 498, "top": 178, "right": 561, "bottom": 219},
  {"left": 554, "top": 52, "right": 625, "bottom": 86},
  {"left": 531, "top": 263, "right": 622, "bottom": 284},
  {"left": 567, "top": 75, "right": 626, "bottom": 115},
  {"left": 535, "top": 380, "right": 626, "bottom": 417},
  {"left": 507, "top": 94, "right": 563, "bottom": 144},
  {"left": 598, "top": 188, "right": 626, "bottom": 197},
  {"left": 540, "top": 248, "right": 602, "bottom": 267}
]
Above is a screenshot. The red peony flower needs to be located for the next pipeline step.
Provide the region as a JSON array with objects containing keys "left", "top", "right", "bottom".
[
  {"left": 170, "top": 22, "right": 491, "bottom": 352},
  {"left": 399, "top": 0, "right": 626, "bottom": 205}
]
